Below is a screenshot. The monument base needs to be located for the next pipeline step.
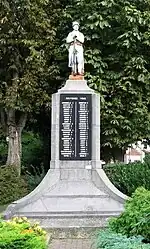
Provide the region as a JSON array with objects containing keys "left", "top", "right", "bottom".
[
  {"left": 3, "top": 80, "right": 128, "bottom": 228},
  {"left": 3, "top": 168, "right": 127, "bottom": 228}
]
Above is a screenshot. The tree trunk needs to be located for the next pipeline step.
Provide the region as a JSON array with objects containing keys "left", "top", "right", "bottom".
[
  {"left": 6, "top": 126, "right": 21, "bottom": 175},
  {"left": 6, "top": 109, "right": 27, "bottom": 176}
]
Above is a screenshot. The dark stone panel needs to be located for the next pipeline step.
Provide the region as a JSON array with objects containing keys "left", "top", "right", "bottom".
[{"left": 59, "top": 94, "right": 92, "bottom": 160}]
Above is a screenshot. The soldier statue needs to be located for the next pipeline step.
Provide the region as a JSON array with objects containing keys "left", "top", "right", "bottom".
[{"left": 66, "top": 21, "right": 84, "bottom": 76}]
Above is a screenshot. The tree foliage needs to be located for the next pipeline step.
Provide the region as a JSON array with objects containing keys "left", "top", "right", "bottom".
[
  {"left": 0, "top": 0, "right": 150, "bottom": 166},
  {"left": 0, "top": 0, "right": 60, "bottom": 113},
  {"left": 0, "top": 0, "right": 61, "bottom": 171},
  {"left": 60, "top": 0, "right": 150, "bottom": 152}
]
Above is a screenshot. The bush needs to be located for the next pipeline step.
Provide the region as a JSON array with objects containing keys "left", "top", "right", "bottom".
[
  {"left": 0, "top": 140, "right": 7, "bottom": 165},
  {"left": 0, "top": 217, "right": 48, "bottom": 249},
  {"left": 95, "top": 229, "right": 150, "bottom": 249},
  {"left": 25, "top": 164, "right": 46, "bottom": 192},
  {"left": 22, "top": 131, "right": 44, "bottom": 169},
  {"left": 0, "top": 127, "right": 9, "bottom": 166},
  {"left": 109, "top": 187, "right": 150, "bottom": 241},
  {"left": 104, "top": 162, "right": 150, "bottom": 196},
  {"left": 0, "top": 166, "right": 28, "bottom": 205},
  {"left": 144, "top": 153, "right": 150, "bottom": 164}
]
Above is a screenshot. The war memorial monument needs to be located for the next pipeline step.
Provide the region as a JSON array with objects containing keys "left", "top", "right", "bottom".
[{"left": 4, "top": 22, "right": 127, "bottom": 228}]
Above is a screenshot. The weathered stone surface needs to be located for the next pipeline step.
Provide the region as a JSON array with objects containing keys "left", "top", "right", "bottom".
[{"left": 50, "top": 238, "right": 93, "bottom": 249}]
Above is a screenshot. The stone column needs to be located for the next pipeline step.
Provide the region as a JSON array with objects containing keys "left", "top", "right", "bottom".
[
  {"left": 92, "top": 93, "right": 101, "bottom": 168},
  {"left": 50, "top": 93, "right": 60, "bottom": 169}
]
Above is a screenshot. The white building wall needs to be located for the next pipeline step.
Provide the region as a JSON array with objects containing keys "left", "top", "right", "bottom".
[{"left": 124, "top": 155, "right": 142, "bottom": 163}]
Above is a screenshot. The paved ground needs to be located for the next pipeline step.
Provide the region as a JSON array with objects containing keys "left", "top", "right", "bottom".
[
  {"left": 47, "top": 227, "right": 97, "bottom": 249},
  {"left": 49, "top": 238, "right": 94, "bottom": 249}
]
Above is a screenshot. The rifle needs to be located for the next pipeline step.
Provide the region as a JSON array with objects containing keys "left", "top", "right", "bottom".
[{"left": 72, "top": 36, "right": 78, "bottom": 75}]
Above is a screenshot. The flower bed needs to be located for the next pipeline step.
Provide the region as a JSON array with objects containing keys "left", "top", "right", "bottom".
[{"left": 0, "top": 217, "right": 48, "bottom": 249}]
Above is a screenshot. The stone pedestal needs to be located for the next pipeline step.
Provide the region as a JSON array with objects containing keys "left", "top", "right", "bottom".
[{"left": 3, "top": 80, "right": 128, "bottom": 228}]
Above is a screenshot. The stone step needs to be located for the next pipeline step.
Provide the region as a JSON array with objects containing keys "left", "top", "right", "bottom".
[
  {"left": 45, "top": 227, "right": 99, "bottom": 239},
  {"left": 14, "top": 210, "right": 121, "bottom": 229},
  {"left": 15, "top": 215, "right": 119, "bottom": 228},
  {"left": 42, "top": 194, "right": 109, "bottom": 198},
  {"left": 16, "top": 210, "right": 121, "bottom": 217},
  {"left": 18, "top": 195, "right": 123, "bottom": 213}
]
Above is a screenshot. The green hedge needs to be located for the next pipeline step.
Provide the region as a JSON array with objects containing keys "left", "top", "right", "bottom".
[
  {"left": 96, "top": 229, "right": 150, "bottom": 249},
  {"left": 0, "top": 166, "right": 28, "bottom": 205},
  {"left": 104, "top": 161, "right": 150, "bottom": 196},
  {"left": 109, "top": 187, "right": 150, "bottom": 241},
  {"left": 0, "top": 217, "right": 47, "bottom": 249}
]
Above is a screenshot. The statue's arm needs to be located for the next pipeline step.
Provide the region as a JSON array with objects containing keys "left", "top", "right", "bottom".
[
  {"left": 76, "top": 33, "right": 84, "bottom": 44},
  {"left": 66, "top": 33, "right": 74, "bottom": 44}
]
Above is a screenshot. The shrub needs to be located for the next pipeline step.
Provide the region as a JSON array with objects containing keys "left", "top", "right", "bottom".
[
  {"left": 144, "top": 153, "right": 150, "bottom": 164},
  {"left": 22, "top": 131, "right": 44, "bottom": 169},
  {"left": 95, "top": 229, "right": 150, "bottom": 249},
  {"left": 25, "top": 164, "right": 45, "bottom": 192},
  {"left": 0, "top": 140, "right": 7, "bottom": 165},
  {"left": 0, "top": 217, "right": 48, "bottom": 249},
  {"left": 104, "top": 162, "right": 150, "bottom": 196},
  {"left": 0, "top": 166, "right": 28, "bottom": 205},
  {"left": 109, "top": 187, "right": 150, "bottom": 241}
]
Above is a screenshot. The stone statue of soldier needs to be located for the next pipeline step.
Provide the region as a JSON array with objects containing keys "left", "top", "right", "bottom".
[{"left": 66, "top": 21, "right": 84, "bottom": 76}]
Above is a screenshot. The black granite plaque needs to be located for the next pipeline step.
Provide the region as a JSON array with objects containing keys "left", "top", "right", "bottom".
[{"left": 59, "top": 94, "right": 92, "bottom": 160}]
